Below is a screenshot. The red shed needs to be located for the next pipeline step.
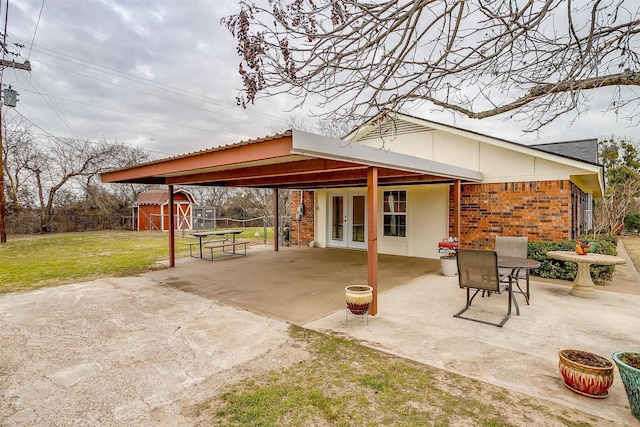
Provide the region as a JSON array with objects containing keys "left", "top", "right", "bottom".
[{"left": 134, "top": 189, "right": 196, "bottom": 231}]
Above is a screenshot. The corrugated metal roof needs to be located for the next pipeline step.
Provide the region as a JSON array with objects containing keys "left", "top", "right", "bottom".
[{"left": 110, "top": 131, "right": 293, "bottom": 174}]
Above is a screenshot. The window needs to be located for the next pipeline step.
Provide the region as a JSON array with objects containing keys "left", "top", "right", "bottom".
[
  {"left": 383, "top": 190, "right": 406, "bottom": 237},
  {"left": 584, "top": 193, "right": 593, "bottom": 231}
]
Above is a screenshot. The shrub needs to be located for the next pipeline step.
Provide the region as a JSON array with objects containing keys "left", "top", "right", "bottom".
[
  {"left": 528, "top": 236, "right": 617, "bottom": 284},
  {"left": 624, "top": 211, "right": 640, "bottom": 234}
]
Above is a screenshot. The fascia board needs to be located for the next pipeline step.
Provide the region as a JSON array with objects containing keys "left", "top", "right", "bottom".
[{"left": 291, "top": 129, "right": 483, "bottom": 182}]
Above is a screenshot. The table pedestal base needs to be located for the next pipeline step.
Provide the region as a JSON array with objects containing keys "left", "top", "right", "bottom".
[
  {"left": 570, "top": 286, "right": 597, "bottom": 299},
  {"left": 570, "top": 262, "right": 597, "bottom": 299}
]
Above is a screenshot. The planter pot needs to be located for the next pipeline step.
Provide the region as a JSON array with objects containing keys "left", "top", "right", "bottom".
[
  {"left": 612, "top": 351, "right": 640, "bottom": 421},
  {"left": 440, "top": 256, "right": 457, "bottom": 277},
  {"left": 345, "top": 285, "right": 373, "bottom": 315},
  {"left": 558, "top": 349, "right": 614, "bottom": 398}
]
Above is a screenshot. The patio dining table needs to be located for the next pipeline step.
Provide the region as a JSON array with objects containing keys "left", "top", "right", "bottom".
[{"left": 497, "top": 256, "right": 541, "bottom": 305}]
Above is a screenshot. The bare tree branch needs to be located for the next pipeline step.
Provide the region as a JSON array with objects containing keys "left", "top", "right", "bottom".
[{"left": 222, "top": 0, "right": 640, "bottom": 131}]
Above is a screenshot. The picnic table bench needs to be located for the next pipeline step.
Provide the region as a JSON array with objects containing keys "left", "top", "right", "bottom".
[
  {"left": 188, "top": 230, "right": 247, "bottom": 260},
  {"left": 204, "top": 239, "right": 248, "bottom": 259}
]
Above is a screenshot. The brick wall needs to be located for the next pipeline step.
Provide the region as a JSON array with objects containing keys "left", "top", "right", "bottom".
[
  {"left": 288, "top": 181, "right": 584, "bottom": 250},
  {"left": 452, "top": 180, "right": 578, "bottom": 249},
  {"left": 290, "top": 190, "right": 315, "bottom": 246}
]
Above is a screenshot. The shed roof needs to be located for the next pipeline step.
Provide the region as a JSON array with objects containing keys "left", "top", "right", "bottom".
[{"left": 135, "top": 189, "right": 195, "bottom": 206}]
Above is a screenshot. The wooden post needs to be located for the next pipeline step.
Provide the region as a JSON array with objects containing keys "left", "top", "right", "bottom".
[
  {"left": 453, "top": 180, "right": 461, "bottom": 241},
  {"left": 273, "top": 188, "right": 279, "bottom": 252},
  {"left": 168, "top": 185, "right": 175, "bottom": 267},
  {"left": 367, "top": 167, "right": 378, "bottom": 316},
  {"left": 0, "top": 105, "right": 6, "bottom": 243}
]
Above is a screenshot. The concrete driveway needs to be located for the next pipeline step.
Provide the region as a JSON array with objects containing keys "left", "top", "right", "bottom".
[
  {"left": 1, "top": 243, "right": 639, "bottom": 425},
  {"left": 0, "top": 275, "right": 311, "bottom": 426}
]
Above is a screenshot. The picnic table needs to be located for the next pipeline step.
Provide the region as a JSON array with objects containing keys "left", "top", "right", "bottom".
[{"left": 188, "top": 230, "right": 246, "bottom": 260}]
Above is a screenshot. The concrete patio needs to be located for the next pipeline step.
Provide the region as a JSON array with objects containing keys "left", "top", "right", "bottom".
[{"left": 144, "top": 243, "right": 640, "bottom": 426}]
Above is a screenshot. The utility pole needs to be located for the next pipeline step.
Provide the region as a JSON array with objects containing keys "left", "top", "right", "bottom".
[{"left": 0, "top": 58, "right": 31, "bottom": 243}]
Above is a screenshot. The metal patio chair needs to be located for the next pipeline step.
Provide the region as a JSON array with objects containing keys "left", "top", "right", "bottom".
[
  {"left": 495, "top": 236, "right": 530, "bottom": 304},
  {"left": 454, "top": 249, "right": 519, "bottom": 327}
]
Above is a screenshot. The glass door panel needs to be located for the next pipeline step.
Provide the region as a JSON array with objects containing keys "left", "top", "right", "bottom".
[
  {"left": 349, "top": 195, "right": 366, "bottom": 248},
  {"left": 330, "top": 195, "right": 346, "bottom": 246}
]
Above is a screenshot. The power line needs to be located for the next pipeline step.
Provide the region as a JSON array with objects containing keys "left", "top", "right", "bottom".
[
  {"left": 25, "top": 0, "right": 45, "bottom": 89},
  {"left": 11, "top": 108, "right": 176, "bottom": 157},
  {"left": 26, "top": 0, "right": 45, "bottom": 59},
  {"left": 17, "top": 86, "right": 250, "bottom": 140},
  {"left": 35, "top": 59, "right": 255, "bottom": 120},
  {"left": 27, "top": 73, "right": 80, "bottom": 138},
  {"left": 7, "top": 35, "right": 289, "bottom": 126}
]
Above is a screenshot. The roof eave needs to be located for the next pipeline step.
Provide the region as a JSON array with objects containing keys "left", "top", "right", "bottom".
[{"left": 291, "top": 129, "right": 483, "bottom": 182}]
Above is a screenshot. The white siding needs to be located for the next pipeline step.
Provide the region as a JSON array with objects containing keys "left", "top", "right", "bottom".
[
  {"left": 314, "top": 190, "right": 328, "bottom": 247},
  {"left": 407, "top": 185, "right": 450, "bottom": 258},
  {"left": 356, "top": 126, "right": 598, "bottom": 186}
]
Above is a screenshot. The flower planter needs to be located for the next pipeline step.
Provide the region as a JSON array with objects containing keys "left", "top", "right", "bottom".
[
  {"left": 345, "top": 285, "right": 373, "bottom": 315},
  {"left": 612, "top": 351, "right": 640, "bottom": 421},
  {"left": 440, "top": 255, "right": 457, "bottom": 277},
  {"left": 558, "top": 349, "right": 614, "bottom": 398}
]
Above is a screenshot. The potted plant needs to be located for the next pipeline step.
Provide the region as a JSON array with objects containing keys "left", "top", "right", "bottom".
[
  {"left": 438, "top": 237, "right": 458, "bottom": 277},
  {"left": 612, "top": 351, "right": 640, "bottom": 420},
  {"left": 345, "top": 285, "right": 373, "bottom": 315},
  {"left": 558, "top": 349, "right": 614, "bottom": 398}
]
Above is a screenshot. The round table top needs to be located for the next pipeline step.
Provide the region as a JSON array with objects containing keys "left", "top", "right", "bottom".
[
  {"left": 546, "top": 251, "right": 626, "bottom": 265},
  {"left": 497, "top": 256, "right": 541, "bottom": 269}
]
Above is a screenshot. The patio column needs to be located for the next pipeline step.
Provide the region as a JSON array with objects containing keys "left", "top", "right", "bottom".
[
  {"left": 367, "top": 167, "right": 378, "bottom": 316},
  {"left": 168, "top": 185, "right": 175, "bottom": 267},
  {"left": 453, "top": 179, "right": 461, "bottom": 240}
]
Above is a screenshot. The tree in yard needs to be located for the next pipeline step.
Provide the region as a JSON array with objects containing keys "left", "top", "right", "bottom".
[
  {"left": 594, "top": 136, "right": 640, "bottom": 234},
  {"left": 224, "top": 188, "right": 285, "bottom": 222},
  {"left": 222, "top": 1, "right": 640, "bottom": 132},
  {"left": 30, "top": 138, "right": 135, "bottom": 232},
  {"left": 1, "top": 115, "right": 39, "bottom": 213},
  {"left": 5, "top": 132, "right": 148, "bottom": 232}
]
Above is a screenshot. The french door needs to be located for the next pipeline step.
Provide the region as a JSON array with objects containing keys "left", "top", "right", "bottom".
[{"left": 329, "top": 192, "right": 366, "bottom": 249}]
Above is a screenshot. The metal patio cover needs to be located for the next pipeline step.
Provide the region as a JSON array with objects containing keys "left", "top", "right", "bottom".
[
  {"left": 100, "top": 130, "right": 481, "bottom": 188},
  {"left": 101, "top": 129, "right": 482, "bottom": 316}
]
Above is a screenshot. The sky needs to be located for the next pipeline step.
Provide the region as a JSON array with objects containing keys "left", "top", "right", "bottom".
[{"left": 2, "top": 0, "right": 637, "bottom": 160}]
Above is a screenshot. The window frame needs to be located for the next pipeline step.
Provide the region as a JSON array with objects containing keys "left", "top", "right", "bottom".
[{"left": 382, "top": 189, "right": 407, "bottom": 238}]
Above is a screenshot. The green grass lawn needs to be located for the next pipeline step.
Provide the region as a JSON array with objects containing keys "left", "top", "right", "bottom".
[
  {"left": 0, "top": 231, "right": 189, "bottom": 293},
  {"left": 0, "top": 228, "right": 271, "bottom": 294},
  {"left": 189, "top": 327, "right": 602, "bottom": 426},
  {"left": 621, "top": 236, "right": 640, "bottom": 271}
]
